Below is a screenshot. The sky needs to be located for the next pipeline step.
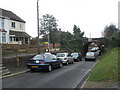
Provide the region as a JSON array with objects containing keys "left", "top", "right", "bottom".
[{"left": 0, "top": 0, "right": 119, "bottom": 38}]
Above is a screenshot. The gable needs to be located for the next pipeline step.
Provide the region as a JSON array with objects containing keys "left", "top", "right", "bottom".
[{"left": 0, "top": 8, "right": 25, "bottom": 23}]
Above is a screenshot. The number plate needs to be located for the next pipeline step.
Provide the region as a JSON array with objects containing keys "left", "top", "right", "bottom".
[{"left": 32, "top": 66, "right": 38, "bottom": 68}]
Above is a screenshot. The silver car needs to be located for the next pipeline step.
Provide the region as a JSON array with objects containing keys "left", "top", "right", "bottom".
[
  {"left": 56, "top": 53, "right": 74, "bottom": 65},
  {"left": 85, "top": 52, "right": 97, "bottom": 61}
]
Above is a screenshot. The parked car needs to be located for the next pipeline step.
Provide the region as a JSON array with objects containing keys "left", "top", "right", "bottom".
[
  {"left": 71, "top": 52, "right": 82, "bottom": 62},
  {"left": 27, "top": 53, "right": 63, "bottom": 72},
  {"left": 85, "top": 52, "right": 97, "bottom": 61},
  {"left": 91, "top": 47, "right": 101, "bottom": 56},
  {"left": 56, "top": 53, "right": 74, "bottom": 65}
]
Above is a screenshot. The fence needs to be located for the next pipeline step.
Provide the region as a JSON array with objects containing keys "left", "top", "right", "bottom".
[{"left": 2, "top": 44, "right": 49, "bottom": 56}]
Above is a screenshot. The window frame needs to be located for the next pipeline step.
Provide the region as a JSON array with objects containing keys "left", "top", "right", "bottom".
[
  {"left": 2, "top": 32, "right": 6, "bottom": 43},
  {"left": 11, "top": 22, "right": 16, "bottom": 28}
]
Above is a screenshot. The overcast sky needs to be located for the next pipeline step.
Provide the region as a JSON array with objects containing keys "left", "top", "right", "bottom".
[{"left": 0, "top": 0, "right": 119, "bottom": 38}]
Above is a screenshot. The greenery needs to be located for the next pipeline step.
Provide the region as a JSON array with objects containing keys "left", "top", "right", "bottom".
[
  {"left": 102, "top": 24, "right": 120, "bottom": 48},
  {"left": 40, "top": 14, "right": 85, "bottom": 52},
  {"left": 40, "top": 14, "right": 60, "bottom": 43},
  {"left": 18, "top": 49, "right": 26, "bottom": 53},
  {"left": 60, "top": 25, "right": 85, "bottom": 52},
  {"left": 88, "top": 47, "right": 119, "bottom": 82}
]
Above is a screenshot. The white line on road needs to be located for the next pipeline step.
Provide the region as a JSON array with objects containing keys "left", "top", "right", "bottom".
[
  {"left": 71, "top": 69, "right": 91, "bottom": 89},
  {"left": 71, "top": 60, "right": 99, "bottom": 89},
  {"left": 80, "top": 60, "right": 99, "bottom": 88}
]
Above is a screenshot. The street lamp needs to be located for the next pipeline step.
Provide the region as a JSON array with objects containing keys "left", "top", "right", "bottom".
[
  {"left": 44, "top": 18, "right": 50, "bottom": 52},
  {"left": 46, "top": 31, "right": 50, "bottom": 52}
]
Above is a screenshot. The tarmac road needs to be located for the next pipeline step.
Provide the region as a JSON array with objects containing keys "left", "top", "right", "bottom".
[{"left": 2, "top": 60, "right": 98, "bottom": 89}]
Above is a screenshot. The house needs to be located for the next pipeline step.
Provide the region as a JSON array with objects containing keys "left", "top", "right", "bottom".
[{"left": 0, "top": 8, "right": 30, "bottom": 44}]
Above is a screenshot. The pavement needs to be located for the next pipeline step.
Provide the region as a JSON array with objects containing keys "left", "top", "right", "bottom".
[
  {"left": 82, "top": 81, "right": 119, "bottom": 88},
  {"left": 0, "top": 66, "right": 29, "bottom": 79},
  {"left": 1, "top": 53, "right": 37, "bottom": 78}
]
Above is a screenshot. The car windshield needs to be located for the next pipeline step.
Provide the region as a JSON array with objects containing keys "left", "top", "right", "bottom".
[
  {"left": 33, "top": 55, "right": 44, "bottom": 60},
  {"left": 71, "top": 53, "right": 78, "bottom": 56},
  {"left": 86, "top": 52, "right": 94, "bottom": 56},
  {"left": 56, "top": 53, "right": 65, "bottom": 57},
  {"left": 33, "top": 54, "right": 51, "bottom": 60}
]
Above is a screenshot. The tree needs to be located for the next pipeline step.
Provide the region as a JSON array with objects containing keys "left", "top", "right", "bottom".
[
  {"left": 40, "top": 14, "right": 61, "bottom": 43},
  {"left": 102, "top": 24, "right": 120, "bottom": 48},
  {"left": 72, "top": 25, "right": 85, "bottom": 52},
  {"left": 73, "top": 25, "right": 84, "bottom": 38},
  {"left": 103, "top": 24, "right": 119, "bottom": 37},
  {"left": 40, "top": 14, "right": 58, "bottom": 34},
  {"left": 60, "top": 31, "right": 73, "bottom": 51}
]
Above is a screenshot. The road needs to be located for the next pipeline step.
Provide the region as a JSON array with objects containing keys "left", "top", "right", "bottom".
[{"left": 2, "top": 60, "right": 97, "bottom": 88}]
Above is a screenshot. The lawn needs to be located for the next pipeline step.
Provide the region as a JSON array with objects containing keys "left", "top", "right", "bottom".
[{"left": 88, "top": 47, "right": 119, "bottom": 82}]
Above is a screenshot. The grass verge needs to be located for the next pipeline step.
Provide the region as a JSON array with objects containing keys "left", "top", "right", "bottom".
[{"left": 88, "top": 47, "right": 119, "bottom": 82}]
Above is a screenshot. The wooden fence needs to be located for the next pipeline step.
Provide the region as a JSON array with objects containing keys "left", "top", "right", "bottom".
[
  {"left": 2, "top": 44, "right": 46, "bottom": 56},
  {"left": 2, "top": 43, "right": 60, "bottom": 56}
]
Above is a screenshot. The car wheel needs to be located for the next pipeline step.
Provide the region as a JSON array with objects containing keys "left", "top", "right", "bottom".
[
  {"left": 59, "top": 63, "right": 63, "bottom": 68},
  {"left": 66, "top": 61, "right": 69, "bottom": 66},
  {"left": 48, "top": 65, "right": 52, "bottom": 72},
  {"left": 94, "top": 58, "right": 96, "bottom": 61},
  {"left": 72, "top": 60, "right": 74, "bottom": 64}
]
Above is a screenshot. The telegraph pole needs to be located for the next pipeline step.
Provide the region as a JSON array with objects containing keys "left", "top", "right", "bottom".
[
  {"left": 37, "top": 0, "right": 40, "bottom": 53},
  {"left": 37, "top": 0, "right": 39, "bottom": 40}
]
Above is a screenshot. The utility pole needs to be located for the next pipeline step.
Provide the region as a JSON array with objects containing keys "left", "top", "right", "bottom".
[{"left": 37, "top": 0, "right": 40, "bottom": 53}]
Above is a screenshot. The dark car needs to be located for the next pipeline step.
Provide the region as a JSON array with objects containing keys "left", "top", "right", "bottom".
[
  {"left": 71, "top": 52, "right": 82, "bottom": 62},
  {"left": 27, "top": 53, "right": 63, "bottom": 72}
]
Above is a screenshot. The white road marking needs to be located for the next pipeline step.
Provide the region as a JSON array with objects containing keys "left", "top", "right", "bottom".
[
  {"left": 71, "top": 69, "right": 91, "bottom": 89},
  {"left": 80, "top": 60, "right": 99, "bottom": 88},
  {"left": 71, "top": 60, "right": 99, "bottom": 89}
]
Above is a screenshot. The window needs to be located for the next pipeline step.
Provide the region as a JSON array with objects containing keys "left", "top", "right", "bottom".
[
  {"left": 10, "top": 37, "right": 12, "bottom": 41},
  {"left": 2, "top": 32, "right": 6, "bottom": 43},
  {"left": 20, "top": 23, "right": 23, "bottom": 29},
  {"left": 25, "top": 38, "right": 28, "bottom": 44},
  {"left": 13, "top": 37, "right": 16, "bottom": 41},
  {"left": 10, "top": 37, "right": 16, "bottom": 42},
  {"left": 71, "top": 53, "right": 78, "bottom": 57},
  {"left": 16, "top": 37, "right": 19, "bottom": 41},
  {"left": 11, "top": 22, "right": 15, "bottom": 28},
  {"left": 1, "top": 19, "right": 4, "bottom": 29},
  {"left": 67, "top": 54, "right": 72, "bottom": 57},
  {"left": 56, "top": 53, "right": 65, "bottom": 57},
  {"left": 51, "top": 55, "right": 57, "bottom": 60},
  {"left": 33, "top": 55, "right": 44, "bottom": 60}
]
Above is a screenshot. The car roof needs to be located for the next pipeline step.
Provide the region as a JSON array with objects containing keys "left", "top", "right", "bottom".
[
  {"left": 71, "top": 52, "right": 79, "bottom": 54},
  {"left": 57, "top": 53, "right": 68, "bottom": 54},
  {"left": 86, "top": 52, "right": 95, "bottom": 54}
]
